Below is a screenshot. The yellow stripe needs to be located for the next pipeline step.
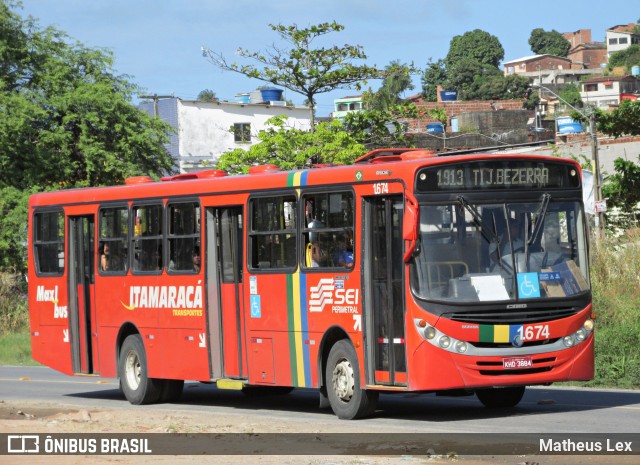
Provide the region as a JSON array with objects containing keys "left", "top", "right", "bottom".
[
  {"left": 494, "top": 325, "right": 510, "bottom": 343},
  {"left": 293, "top": 171, "right": 302, "bottom": 187},
  {"left": 292, "top": 271, "right": 306, "bottom": 386}
]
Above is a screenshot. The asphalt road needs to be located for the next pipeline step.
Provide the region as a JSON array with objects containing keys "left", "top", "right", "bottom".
[{"left": 1, "top": 365, "right": 639, "bottom": 434}]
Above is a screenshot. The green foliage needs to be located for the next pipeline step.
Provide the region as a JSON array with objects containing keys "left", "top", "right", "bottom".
[
  {"left": 0, "top": 272, "right": 28, "bottom": 334},
  {"left": 197, "top": 89, "right": 218, "bottom": 102},
  {"left": 420, "top": 58, "right": 447, "bottom": 102},
  {"left": 202, "top": 21, "right": 382, "bottom": 127},
  {"left": 363, "top": 60, "right": 415, "bottom": 111},
  {"left": 595, "top": 99, "right": 640, "bottom": 137},
  {"left": 587, "top": 233, "right": 640, "bottom": 387},
  {"left": 422, "top": 31, "right": 523, "bottom": 102},
  {"left": 528, "top": 28, "right": 571, "bottom": 56},
  {"left": 607, "top": 44, "right": 640, "bottom": 73},
  {"left": 602, "top": 156, "right": 640, "bottom": 212},
  {"left": 445, "top": 29, "right": 504, "bottom": 69},
  {"left": 0, "top": 186, "right": 36, "bottom": 274},
  {"left": 343, "top": 104, "right": 417, "bottom": 148},
  {"left": 215, "top": 115, "right": 367, "bottom": 174},
  {"left": 557, "top": 83, "right": 582, "bottom": 108},
  {"left": 0, "top": 2, "right": 175, "bottom": 190}
]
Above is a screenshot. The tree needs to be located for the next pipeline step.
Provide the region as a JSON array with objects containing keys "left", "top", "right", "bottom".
[
  {"left": 215, "top": 116, "right": 366, "bottom": 174},
  {"left": 607, "top": 44, "right": 640, "bottom": 73},
  {"left": 528, "top": 28, "right": 571, "bottom": 56},
  {"left": 363, "top": 60, "right": 415, "bottom": 111},
  {"left": 0, "top": 2, "right": 175, "bottom": 191},
  {"left": 593, "top": 99, "right": 640, "bottom": 138},
  {"left": 420, "top": 58, "right": 447, "bottom": 102},
  {"left": 557, "top": 83, "right": 582, "bottom": 108},
  {"left": 202, "top": 22, "right": 382, "bottom": 128},
  {"left": 445, "top": 29, "right": 504, "bottom": 69},
  {"left": 197, "top": 89, "right": 218, "bottom": 102},
  {"left": 343, "top": 104, "right": 417, "bottom": 148}
]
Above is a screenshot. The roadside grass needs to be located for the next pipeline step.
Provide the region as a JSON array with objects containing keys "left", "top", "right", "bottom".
[{"left": 2, "top": 231, "right": 640, "bottom": 387}]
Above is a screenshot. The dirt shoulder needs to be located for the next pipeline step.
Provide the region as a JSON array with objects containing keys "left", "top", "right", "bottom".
[{"left": 1, "top": 399, "right": 635, "bottom": 465}]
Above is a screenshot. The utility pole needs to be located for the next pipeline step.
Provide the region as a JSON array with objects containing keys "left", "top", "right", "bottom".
[
  {"left": 138, "top": 94, "right": 174, "bottom": 118},
  {"left": 532, "top": 84, "right": 605, "bottom": 238}
]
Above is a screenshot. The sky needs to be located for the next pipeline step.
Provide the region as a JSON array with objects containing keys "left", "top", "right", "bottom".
[{"left": 15, "top": 0, "right": 639, "bottom": 117}]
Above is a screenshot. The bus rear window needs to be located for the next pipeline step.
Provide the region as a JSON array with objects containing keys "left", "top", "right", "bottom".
[{"left": 33, "top": 210, "right": 64, "bottom": 275}]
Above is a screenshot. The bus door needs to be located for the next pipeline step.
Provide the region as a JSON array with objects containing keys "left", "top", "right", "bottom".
[
  {"left": 205, "top": 207, "right": 246, "bottom": 380},
  {"left": 364, "top": 196, "right": 407, "bottom": 386},
  {"left": 68, "top": 215, "right": 97, "bottom": 374}
]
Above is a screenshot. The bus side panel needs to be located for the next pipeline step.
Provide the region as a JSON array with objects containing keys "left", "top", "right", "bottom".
[
  {"left": 245, "top": 273, "right": 298, "bottom": 386},
  {"left": 151, "top": 328, "right": 210, "bottom": 381},
  {"left": 220, "top": 282, "right": 242, "bottom": 377},
  {"left": 30, "top": 277, "right": 73, "bottom": 375}
]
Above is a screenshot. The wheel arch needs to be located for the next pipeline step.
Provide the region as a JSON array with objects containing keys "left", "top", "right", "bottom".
[
  {"left": 115, "top": 322, "right": 141, "bottom": 376},
  {"left": 317, "top": 325, "right": 352, "bottom": 392}
]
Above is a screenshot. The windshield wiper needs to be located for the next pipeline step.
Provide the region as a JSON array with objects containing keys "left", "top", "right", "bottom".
[
  {"left": 457, "top": 195, "right": 500, "bottom": 246},
  {"left": 528, "top": 193, "right": 551, "bottom": 247}
]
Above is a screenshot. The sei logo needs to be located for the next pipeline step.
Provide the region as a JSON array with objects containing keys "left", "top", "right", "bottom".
[{"left": 334, "top": 289, "right": 359, "bottom": 305}]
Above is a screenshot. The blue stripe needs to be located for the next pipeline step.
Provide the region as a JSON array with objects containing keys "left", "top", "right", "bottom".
[
  {"left": 510, "top": 324, "right": 523, "bottom": 343},
  {"left": 299, "top": 273, "right": 312, "bottom": 386},
  {"left": 300, "top": 170, "right": 309, "bottom": 186}
]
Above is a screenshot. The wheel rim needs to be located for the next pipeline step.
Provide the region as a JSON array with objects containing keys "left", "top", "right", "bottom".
[
  {"left": 332, "top": 358, "right": 354, "bottom": 402},
  {"left": 124, "top": 349, "right": 141, "bottom": 390}
]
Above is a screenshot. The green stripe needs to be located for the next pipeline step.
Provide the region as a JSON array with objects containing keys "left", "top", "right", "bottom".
[
  {"left": 479, "top": 324, "right": 494, "bottom": 343},
  {"left": 286, "top": 274, "right": 298, "bottom": 386},
  {"left": 287, "top": 172, "right": 296, "bottom": 187}
]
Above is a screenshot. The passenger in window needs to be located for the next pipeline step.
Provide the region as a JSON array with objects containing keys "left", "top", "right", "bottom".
[
  {"left": 192, "top": 247, "right": 201, "bottom": 272},
  {"left": 99, "top": 242, "right": 110, "bottom": 271},
  {"left": 337, "top": 229, "right": 354, "bottom": 268},
  {"left": 307, "top": 220, "right": 324, "bottom": 268}
]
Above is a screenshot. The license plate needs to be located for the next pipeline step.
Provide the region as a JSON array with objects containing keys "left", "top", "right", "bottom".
[{"left": 502, "top": 356, "right": 533, "bottom": 369}]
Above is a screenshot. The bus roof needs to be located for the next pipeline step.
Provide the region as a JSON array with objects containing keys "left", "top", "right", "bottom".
[{"left": 28, "top": 149, "right": 580, "bottom": 208}]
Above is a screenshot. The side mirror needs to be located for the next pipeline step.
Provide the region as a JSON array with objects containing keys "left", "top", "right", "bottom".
[{"left": 403, "top": 191, "right": 419, "bottom": 262}]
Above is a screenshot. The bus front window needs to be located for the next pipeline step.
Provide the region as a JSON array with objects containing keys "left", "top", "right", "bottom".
[{"left": 411, "top": 199, "right": 589, "bottom": 303}]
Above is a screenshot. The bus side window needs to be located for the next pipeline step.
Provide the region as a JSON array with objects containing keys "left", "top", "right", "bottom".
[
  {"left": 99, "top": 206, "right": 128, "bottom": 273},
  {"left": 33, "top": 210, "right": 65, "bottom": 276},
  {"left": 167, "top": 202, "right": 200, "bottom": 273},
  {"left": 249, "top": 195, "right": 297, "bottom": 271},
  {"left": 302, "top": 191, "right": 354, "bottom": 270},
  {"left": 132, "top": 204, "right": 163, "bottom": 273}
]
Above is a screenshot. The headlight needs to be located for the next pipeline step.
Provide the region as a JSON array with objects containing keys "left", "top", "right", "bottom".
[
  {"left": 439, "top": 336, "right": 451, "bottom": 348},
  {"left": 583, "top": 319, "right": 594, "bottom": 332},
  {"left": 575, "top": 328, "right": 586, "bottom": 342},
  {"left": 455, "top": 340, "right": 468, "bottom": 353},
  {"left": 424, "top": 326, "right": 437, "bottom": 340},
  {"left": 563, "top": 335, "right": 575, "bottom": 347}
]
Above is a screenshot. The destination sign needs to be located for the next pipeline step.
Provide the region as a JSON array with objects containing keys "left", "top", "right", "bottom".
[{"left": 416, "top": 160, "right": 580, "bottom": 192}]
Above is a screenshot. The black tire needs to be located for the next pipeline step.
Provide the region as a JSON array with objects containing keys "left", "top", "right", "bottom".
[
  {"left": 159, "top": 379, "right": 184, "bottom": 403},
  {"left": 476, "top": 386, "right": 525, "bottom": 408},
  {"left": 118, "top": 334, "right": 162, "bottom": 405},
  {"left": 325, "top": 339, "right": 378, "bottom": 419}
]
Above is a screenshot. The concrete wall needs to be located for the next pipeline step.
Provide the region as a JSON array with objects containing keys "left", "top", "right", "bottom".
[{"left": 177, "top": 100, "right": 311, "bottom": 172}]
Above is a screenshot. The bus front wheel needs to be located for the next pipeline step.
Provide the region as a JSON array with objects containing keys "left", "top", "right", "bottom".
[
  {"left": 476, "top": 386, "right": 525, "bottom": 408},
  {"left": 326, "top": 340, "right": 378, "bottom": 419},
  {"left": 119, "top": 334, "right": 162, "bottom": 405}
]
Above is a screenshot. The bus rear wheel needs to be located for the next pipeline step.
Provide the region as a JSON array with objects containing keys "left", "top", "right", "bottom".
[
  {"left": 476, "top": 386, "right": 525, "bottom": 408},
  {"left": 119, "top": 334, "right": 162, "bottom": 405},
  {"left": 326, "top": 340, "right": 378, "bottom": 419}
]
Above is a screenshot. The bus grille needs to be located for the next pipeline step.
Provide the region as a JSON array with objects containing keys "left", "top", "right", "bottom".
[
  {"left": 447, "top": 307, "right": 578, "bottom": 324},
  {"left": 477, "top": 357, "right": 556, "bottom": 376}
]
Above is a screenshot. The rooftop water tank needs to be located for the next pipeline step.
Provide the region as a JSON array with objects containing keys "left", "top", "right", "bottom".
[
  {"left": 556, "top": 116, "right": 583, "bottom": 134},
  {"left": 260, "top": 87, "right": 284, "bottom": 102},
  {"left": 440, "top": 90, "right": 458, "bottom": 101},
  {"left": 426, "top": 122, "right": 445, "bottom": 133}
]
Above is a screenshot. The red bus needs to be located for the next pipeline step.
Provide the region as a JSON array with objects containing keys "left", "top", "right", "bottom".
[{"left": 28, "top": 148, "right": 594, "bottom": 419}]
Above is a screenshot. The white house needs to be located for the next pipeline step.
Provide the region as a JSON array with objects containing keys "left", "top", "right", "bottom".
[
  {"left": 606, "top": 23, "right": 640, "bottom": 57},
  {"left": 579, "top": 75, "right": 640, "bottom": 108},
  {"left": 139, "top": 97, "right": 311, "bottom": 173}
]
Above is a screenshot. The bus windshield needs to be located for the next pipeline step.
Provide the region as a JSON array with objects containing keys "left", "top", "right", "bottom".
[{"left": 411, "top": 198, "right": 589, "bottom": 302}]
